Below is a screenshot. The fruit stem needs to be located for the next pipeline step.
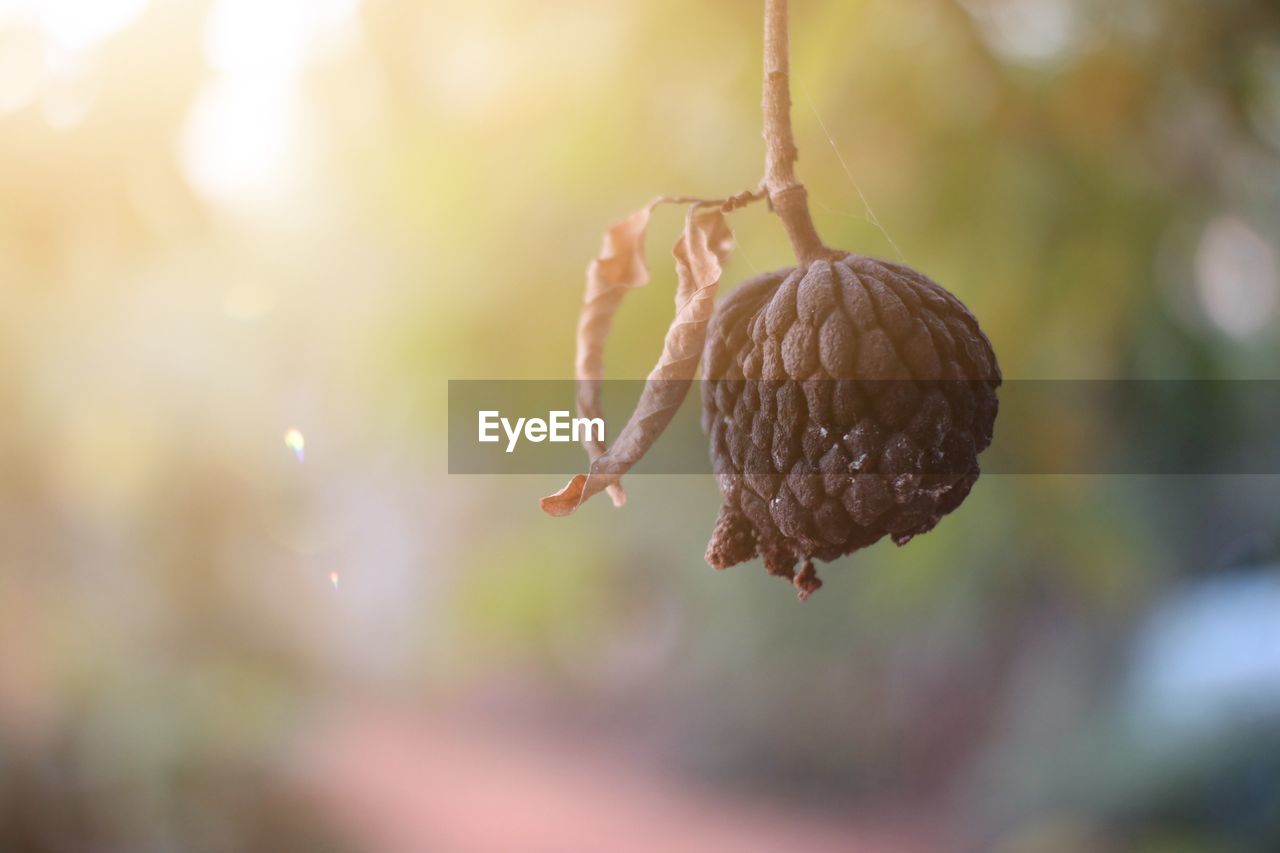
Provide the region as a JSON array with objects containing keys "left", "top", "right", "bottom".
[{"left": 762, "top": 0, "right": 832, "bottom": 267}]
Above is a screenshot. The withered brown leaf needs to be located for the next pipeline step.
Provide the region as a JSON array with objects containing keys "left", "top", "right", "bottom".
[
  {"left": 572, "top": 202, "right": 660, "bottom": 508},
  {"left": 541, "top": 206, "right": 734, "bottom": 517}
]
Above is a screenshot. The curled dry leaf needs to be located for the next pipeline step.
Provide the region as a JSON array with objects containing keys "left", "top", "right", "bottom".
[
  {"left": 541, "top": 206, "right": 734, "bottom": 517},
  {"left": 572, "top": 202, "right": 660, "bottom": 508}
]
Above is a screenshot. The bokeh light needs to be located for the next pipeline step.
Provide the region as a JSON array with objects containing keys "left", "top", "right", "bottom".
[
  {"left": 1195, "top": 215, "right": 1278, "bottom": 340},
  {"left": 1, "top": 0, "right": 149, "bottom": 52}
]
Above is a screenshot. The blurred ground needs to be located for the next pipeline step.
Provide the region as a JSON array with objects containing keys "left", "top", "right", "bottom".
[{"left": 296, "top": 701, "right": 941, "bottom": 853}]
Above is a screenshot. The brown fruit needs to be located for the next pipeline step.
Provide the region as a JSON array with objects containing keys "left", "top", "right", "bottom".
[{"left": 702, "top": 253, "right": 1001, "bottom": 599}]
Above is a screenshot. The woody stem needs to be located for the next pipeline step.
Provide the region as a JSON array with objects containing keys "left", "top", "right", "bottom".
[{"left": 762, "top": 0, "right": 831, "bottom": 266}]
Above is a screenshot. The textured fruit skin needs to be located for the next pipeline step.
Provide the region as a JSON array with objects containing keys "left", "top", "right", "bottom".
[{"left": 702, "top": 254, "right": 1000, "bottom": 598}]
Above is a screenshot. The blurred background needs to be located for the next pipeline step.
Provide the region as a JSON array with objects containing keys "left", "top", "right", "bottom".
[{"left": 3, "top": 0, "right": 1280, "bottom": 850}]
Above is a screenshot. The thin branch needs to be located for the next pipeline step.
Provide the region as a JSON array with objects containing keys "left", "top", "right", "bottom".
[{"left": 761, "top": 0, "right": 833, "bottom": 266}]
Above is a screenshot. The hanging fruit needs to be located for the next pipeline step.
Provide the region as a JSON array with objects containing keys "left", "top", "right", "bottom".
[{"left": 541, "top": 0, "right": 1000, "bottom": 599}]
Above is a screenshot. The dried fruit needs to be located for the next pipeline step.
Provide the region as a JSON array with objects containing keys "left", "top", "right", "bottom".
[
  {"left": 542, "top": 0, "right": 1001, "bottom": 600},
  {"left": 702, "top": 255, "right": 1000, "bottom": 599}
]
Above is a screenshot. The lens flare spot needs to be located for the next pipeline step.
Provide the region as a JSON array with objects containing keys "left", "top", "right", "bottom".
[
  {"left": 284, "top": 428, "right": 306, "bottom": 462},
  {"left": 328, "top": 571, "right": 340, "bottom": 591}
]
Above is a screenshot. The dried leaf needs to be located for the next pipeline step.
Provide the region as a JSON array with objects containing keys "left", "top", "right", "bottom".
[
  {"left": 542, "top": 206, "right": 734, "bottom": 517},
  {"left": 539, "top": 474, "right": 589, "bottom": 518},
  {"left": 573, "top": 202, "right": 660, "bottom": 508}
]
